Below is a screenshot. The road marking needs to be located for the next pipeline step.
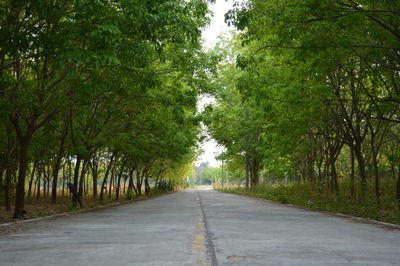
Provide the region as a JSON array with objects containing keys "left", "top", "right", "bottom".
[
  {"left": 191, "top": 195, "right": 211, "bottom": 266},
  {"left": 197, "top": 192, "right": 219, "bottom": 266}
]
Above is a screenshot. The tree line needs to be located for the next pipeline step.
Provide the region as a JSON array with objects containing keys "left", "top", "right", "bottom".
[
  {"left": 0, "top": 0, "right": 216, "bottom": 219},
  {"left": 205, "top": 0, "right": 400, "bottom": 206}
]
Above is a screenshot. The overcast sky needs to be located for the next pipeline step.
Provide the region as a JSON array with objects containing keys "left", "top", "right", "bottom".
[
  {"left": 196, "top": 0, "right": 235, "bottom": 167},
  {"left": 202, "top": 0, "right": 234, "bottom": 49}
]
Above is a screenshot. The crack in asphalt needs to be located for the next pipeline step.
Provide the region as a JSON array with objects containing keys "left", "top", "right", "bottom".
[{"left": 197, "top": 192, "right": 219, "bottom": 266}]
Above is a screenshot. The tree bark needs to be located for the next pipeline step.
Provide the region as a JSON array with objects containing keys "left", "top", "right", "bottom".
[
  {"left": 350, "top": 148, "right": 355, "bottom": 199},
  {"left": 36, "top": 166, "right": 42, "bottom": 201},
  {"left": 354, "top": 142, "right": 367, "bottom": 196},
  {"left": 397, "top": 162, "right": 400, "bottom": 207},
  {"left": 91, "top": 159, "right": 99, "bottom": 198},
  {"left": 28, "top": 162, "right": 36, "bottom": 198},
  {"left": 100, "top": 154, "right": 115, "bottom": 201},
  {"left": 72, "top": 156, "right": 81, "bottom": 207},
  {"left": 116, "top": 161, "right": 126, "bottom": 200},
  {"left": 245, "top": 155, "right": 250, "bottom": 189},
  {"left": 78, "top": 160, "right": 87, "bottom": 198},
  {"left": 51, "top": 125, "right": 67, "bottom": 204},
  {"left": 13, "top": 136, "right": 31, "bottom": 219}
]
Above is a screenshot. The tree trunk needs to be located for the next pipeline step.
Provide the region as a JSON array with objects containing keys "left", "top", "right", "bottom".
[
  {"left": 51, "top": 128, "right": 67, "bottom": 204},
  {"left": 43, "top": 175, "right": 47, "bottom": 198},
  {"left": 47, "top": 174, "right": 50, "bottom": 197},
  {"left": 372, "top": 151, "right": 381, "bottom": 205},
  {"left": 5, "top": 158, "right": 13, "bottom": 211},
  {"left": 13, "top": 136, "right": 31, "bottom": 219},
  {"left": 397, "top": 162, "right": 400, "bottom": 207},
  {"left": 354, "top": 142, "right": 367, "bottom": 196},
  {"left": 127, "top": 167, "right": 138, "bottom": 195},
  {"left": 245, "top": 156, "right": 250, "bottom": 189},
  {"left": 91, "top": 160, "right": 98, "bottom": 198},
  {"left": 27, "top": 162, "right": 36, "bottom": 198},
  {"left": 109, "top": 165, "right": 116, "bottom": 199},
  {"left": 36, "top": 166, "right": 42, "bottom": 201},
  {"left": 331, "top": 159, "right": 339, "bottom": 196},
  {"left": 350, "top": 148, "right": 355, "bottom": 199},
  {"left": 72, "top": 156, "right": 81, "bottom": 207},
  {"left": 100, "top": 154, "right": 115, "bottom": 201},
  {"left": 116, "top": 162, "right": 126, "bottom": 200},
  {"left": 62, "top": 164, "right": 66, "bottom": 196},
  {"left": 136, "top": 169, "right": 144, "bottom": 196},
  {"left": 145, "top": 177, "right": 151, "bottom": 197},
  {"left": 67, "top": 183, "right": 83, "bottom": 208},
  {"left": 78, "top": 160, "right": 87, "bottom": 198}
]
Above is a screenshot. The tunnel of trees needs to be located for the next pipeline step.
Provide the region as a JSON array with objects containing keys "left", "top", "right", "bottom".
[
  {"left": 2, "top": 0, "right": 400, "bottom": 223},
  {"left": 0, "top": 0, "right": 217, "bottom": 219},
  {"left": 203, "top": 0, "right": 400, "bottom": 219}
]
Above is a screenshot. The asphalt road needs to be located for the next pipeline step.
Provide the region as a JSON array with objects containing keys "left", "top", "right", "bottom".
[{"left": 0, "top": 189, "right": 400, "bottom": 266}]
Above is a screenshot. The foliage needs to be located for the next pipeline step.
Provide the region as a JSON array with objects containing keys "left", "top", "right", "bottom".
[
  {"left": 0, "top": 0, "right": 216, "bottom": 218},
  {"left": 205, "top": 0, "right": 400, "bottom": 220}
]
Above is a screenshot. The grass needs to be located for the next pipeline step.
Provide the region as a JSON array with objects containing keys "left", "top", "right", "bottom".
[
  {"left": 0, "top": 195, "right": 125, "bottom": 224},
  {"left": 0, "top": 187, "right": 176, "bottom": 224},
  {"left": 216, "top": 179, "right": 400, "bottom": 225}
]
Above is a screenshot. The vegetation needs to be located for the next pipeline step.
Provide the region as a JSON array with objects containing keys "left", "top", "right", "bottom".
[
  {"left": 205, "top": 0, "right": 400, "bottom": 223},
  {"left": 192, "top": 162, "right": 223, "bottom": 185},
  {"left": 2, "top": 0, "right": 400, "bottom": 225},
  {"left": 0, "top": 0, "right": 216, "bottom": 220}
]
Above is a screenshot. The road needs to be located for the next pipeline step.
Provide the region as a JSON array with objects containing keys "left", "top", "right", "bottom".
[{"left": 0, "top": 189, "right": 400, "bottom": 265}]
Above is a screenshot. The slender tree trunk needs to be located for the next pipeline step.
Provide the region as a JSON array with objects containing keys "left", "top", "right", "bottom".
[
  {"left": 372, "top": 151, "right": 381, "bottom": 205},
  {"left": 43, "top": 175, "right": 47, "bottom": 198},
  {"left": 92, "top": 160, "right": 98, "bottom": 198},
  {"left": 4, "top": 128, "right": 15, "bottom": 211},
  {"left": 72, "top": 156, "right": 81, "bottom": 207},
  {"left": 13, "top": 136, "right": 31, "bottom": 218},
  {"left": 144, "top": 177, "right": 151, "bottom": 197},
  {"left": 5, "top": 158, "right": 13, "bottom": 211},
  {"left": 397, "top": 162, "right": 400, "bottom": 207},
  {"left": 47, "top": 173, "right": 50, "bottom": 197},
  {"left": 78, "top": 160, "right": 87, "bottom": 198},
  {"left": 51, "top": 128, "right": 67, "bottom": 204},
  {"left": 27, "top": 162, "right": 36, "bottom": 198},
  {"left": 245, "top": 156, "right": 250, "bottom": 189},
  {"left": 116, "top": 162, "right": 126, "bottom": 200},
  {"left": 62, "top": 164, "right": 66, "bottom": 196},
  {"left": 136, "top": 169, "right": 144, "bottom": 196},
  {"left": 127, "top": 167, "right": 138, "bottom": 195},
  {"left": 331, "top": 159, "right": 339, "bottom": 196},
  {"left": 109, "top": 165, "right": 116, "bottom": 199},
  {"left": 350, "top": 148, "right": 355, "bottom": 199},
  {"left": 36, "top": 166, "right": 42, "bottom": 201},
  {"left": 354, "top": 143, "right": 367, "bottom": 196},
  {"left": 100, "top": 154, "right": 115, "bottom": 201},
  {"left": 391, "top": 164, "right": 396, "bottom": 184}
]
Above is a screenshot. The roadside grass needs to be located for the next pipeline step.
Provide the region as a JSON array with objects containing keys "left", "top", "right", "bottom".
[
  {"left": 0, "top": 187, "right": 176, "bottom": 224},
  {"left": 0, "top": 195, "right": 124, "bottom": 224},
  {"left": 216, "top": 179, "right": 400, "bottom": 225}
]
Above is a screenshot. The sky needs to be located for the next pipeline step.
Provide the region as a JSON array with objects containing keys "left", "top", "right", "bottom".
[
  {"left": 196, "top": 0, "right": 235, "bottom": 167},
  {"left": 202, "top": 0, "right": 235, "bottom": 49}
]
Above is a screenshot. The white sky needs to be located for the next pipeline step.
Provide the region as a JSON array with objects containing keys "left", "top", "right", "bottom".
[
  {"left": 196, "top": 95, "right": 223, "bottom": 167},
  {"left": 202, "top": 0, "right": 235, "bottom": 49},
  {"left": 196, "top": 0, "right": 235, "bottom": 167}
]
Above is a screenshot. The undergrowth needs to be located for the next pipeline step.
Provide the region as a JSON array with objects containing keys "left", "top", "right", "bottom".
[{"left": 217, "top": 179, "right": 400, "bottom": 225}]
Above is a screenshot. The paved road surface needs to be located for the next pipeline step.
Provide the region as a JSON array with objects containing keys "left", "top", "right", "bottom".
[{"left": 1, "top": 189, "right": 400, "bottom": 265}]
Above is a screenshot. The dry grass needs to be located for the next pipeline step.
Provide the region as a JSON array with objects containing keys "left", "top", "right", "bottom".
[{"left": 0, "top": 195, "right": 129, "bottom": 224}]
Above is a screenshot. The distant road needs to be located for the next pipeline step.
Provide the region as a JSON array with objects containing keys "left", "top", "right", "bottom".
[{"left": 1, "top": 189, "right": 400, "bottom": 265}]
